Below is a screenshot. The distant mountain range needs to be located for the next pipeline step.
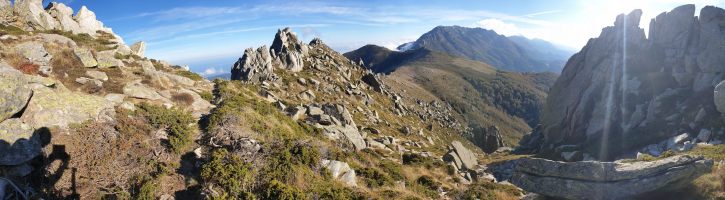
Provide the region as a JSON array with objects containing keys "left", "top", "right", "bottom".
[{"left": 396, "top": 26, "right": 574, "bottom": 73}]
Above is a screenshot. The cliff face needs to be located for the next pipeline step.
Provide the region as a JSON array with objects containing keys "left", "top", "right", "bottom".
[{"left": 535, "top": 5, "right": 725, "bottom": 160}]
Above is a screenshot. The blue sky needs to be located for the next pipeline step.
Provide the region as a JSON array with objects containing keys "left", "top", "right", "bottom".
[{"left": 51, "top": 0, "right": 723, "bottom": 76}]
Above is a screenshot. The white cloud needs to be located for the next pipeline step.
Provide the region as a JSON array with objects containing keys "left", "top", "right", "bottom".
[
  {"left": 476, "top": 18, "right": 524, "bottom": 36},
  {"left": 202, "top": 68, "right": 222, "bottom": 76},
  {"left": 524, "top": 10, "right": 561, "bottom": 17}
]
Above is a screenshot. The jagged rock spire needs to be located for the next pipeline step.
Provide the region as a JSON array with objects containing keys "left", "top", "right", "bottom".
[
  {"left": 270, "top": 27, "right": 307, "bottom": 72},
  {"left": 231, "top": 46, "right": 275, "bottom": 82}
]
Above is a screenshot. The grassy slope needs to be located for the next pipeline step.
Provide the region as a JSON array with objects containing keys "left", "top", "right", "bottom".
[{"left": 383, "top": 48, "right": 555, "bottom": 146}]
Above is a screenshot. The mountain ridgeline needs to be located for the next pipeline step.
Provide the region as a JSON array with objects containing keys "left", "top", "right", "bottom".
[{"left": 397, "top": 26, "right": 574, "bottom": 72}]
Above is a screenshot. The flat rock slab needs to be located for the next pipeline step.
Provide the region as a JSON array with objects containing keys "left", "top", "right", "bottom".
[{"left": 511, "top": 155, "right": 713, "bottom": 200}]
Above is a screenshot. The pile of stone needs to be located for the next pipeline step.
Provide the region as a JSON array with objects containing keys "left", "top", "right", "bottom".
[
  {"left": 511, "top": 155, "right": 713, "bottom": 199},
  {"left": 640, "top": 129, "right": 722, "bottom": 157}
]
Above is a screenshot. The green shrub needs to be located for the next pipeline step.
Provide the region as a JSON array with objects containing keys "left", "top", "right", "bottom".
[
  {"left": 264, "top": 141, "right": 321, "bottom": 181},
  {"left": 176, "top": 71, "right": 205, "bottom": 81},
  {"left": 449, "top": 181, "right": 522, "bottom": 200},
  {"left": 416, "top": 175, "right": 440, "bottom": 191},
  {"left": 312, "top": 181, "right": 366, "bottom": 200},
  {"left": 402, "top": 153, "right": 443, "bottom": 169},
  {"left": 137, "top": 103, "right": 196, "bottom": 153},
  {"left": 262, "top": 180, "right": 305, "bottom": 200},
  {"left": 134, "top": 180, "right": 158, "bottom": 200},
  {"left": 378, "top": 160, "right": 405, "bottom": 181},
  {"left": 0, "top": 24, "right": 27, "bottom": 35},
  {"left": 201, "top": 149, "right": 253, "bottom": 198},
  {"left": 199, "top": 91, "right": 214, "bottom": 102},
  {"left": 357, "top": 167, "right": 393, "bottom": 188}
]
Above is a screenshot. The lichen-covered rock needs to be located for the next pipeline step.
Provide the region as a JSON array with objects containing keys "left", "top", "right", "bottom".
[
  {"left": 96, "top": 50, "right": 124, "bottom": 68},
  {"left": 85, "top": 70, "right": 108, "bottom": 81},
  {"left": 130, "top": 41, "right": 145, "bottom": 57},
  {"left": 316, "top": 104, "right": 366, "bottom": 150},
  {"left": 123, "top": 81, "right": 163, "bottom": 100},
  {"left": 21, "top": 86, "right": 115, "bottom": 129},
  {"left": 0, "top": 119, "right": 40, "bottom": 166},
  {"left": 511, "top": 155, "right": 713, "bottom": 200},
  {"left": 321, "top": 159, "right": 357, "bottom": 187},
  {"left": 141, "top": 60, "right": 195, "bottom": 89},
  {"left": 73, "top": 47, "right": 98, "bottom": 67},
  {"left": 15, "top": 41, "right": 52, "bottom": 65},
  {"left": 0, "top": 65, "right": 33, "bottom": 122}
]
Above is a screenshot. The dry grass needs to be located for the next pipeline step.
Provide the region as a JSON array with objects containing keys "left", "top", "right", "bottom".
[{"left": 171, "top": 92, "right": 194, "bottom": 106}]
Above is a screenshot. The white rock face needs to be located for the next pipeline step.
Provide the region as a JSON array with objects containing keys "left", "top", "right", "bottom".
[
  {"left": 321, "top": 159, "right": 357, "bottom": 187},
  {"left": 130, "top": 41, "right": 146, "bottom": 57},
  {"left": 73, "top": 6, "right": 107, "bottom": 35},
  {"left": 14, "top": 0, "right": 58, "bottom": 30},
  {"left": 73, "top": 47, "right": 98, "bottom": 68},
  {"left": 46, "top": 2, "right": 81, "bottom": 33}
]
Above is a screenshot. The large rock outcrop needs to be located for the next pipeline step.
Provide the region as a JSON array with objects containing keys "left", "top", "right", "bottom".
[
  {"left": 535, "top": 5, "right": 725, "bottom": 160},
  {"left": 511, "top": 155, "right": 713, "bottom": 199},
  {"left": 230, "top": 28, "right": 310, "bottom": 82},
  {"left": 271, "top": 27, "right": 307, "bottom": 72},
  {"left": 46, "top": 2, "right": 81, "bottom": 33},
  {"left": 14, "top": 0, "right": 57, "bottom": 30},
  {"left": 230, "top": 46, "right": 275, "bottom": 82}
]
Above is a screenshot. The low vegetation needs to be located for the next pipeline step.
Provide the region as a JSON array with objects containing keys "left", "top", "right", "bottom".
[
  {"left": 42, "top": 30, "right": 117, "bottom": 51},
  {"left": 0, "top": 24, "right": 27, "bottom": 35},
  {"left": 137, "top": 103, "right": 197, "bottom": 154},
  {"left": 176, "top": 70, "right": 205, "bottom": 81},
  {"left": 449, "top": 181, "right": 522, "bottom": 200}
]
